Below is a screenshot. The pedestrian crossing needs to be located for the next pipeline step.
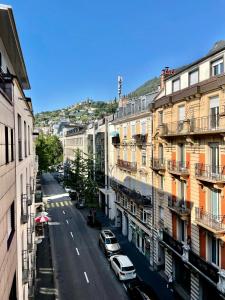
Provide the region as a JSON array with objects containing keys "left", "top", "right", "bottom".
[{"left": 46, "top": 200, "right": 73, "bottom": 208}]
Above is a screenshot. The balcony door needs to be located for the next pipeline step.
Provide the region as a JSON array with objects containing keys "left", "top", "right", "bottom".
[
  {"left": 179, "top": 180, "right": 186, "bottom": 207},
  {"left": 178, "top": 105, "right": 185, "bottom": 132},
  {"left": 159, "top": 144, "right": 163, "bottom": 162},
  {"left": 210, "top": 143, "right": 219, "bottom": 176},
  {"left": 209, "top": 188, "right": 220, "bottom": 219},
  {"left": 209, "top": 96, "right": 219, "bottom": 129}
]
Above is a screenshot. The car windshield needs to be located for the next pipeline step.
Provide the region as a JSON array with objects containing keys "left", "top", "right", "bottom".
[
  {"left": 105, "top": 237, "right": 117, "bottom": 244},
  {"left": 122, "top": 266, "right": 134, "bottom": 272}
]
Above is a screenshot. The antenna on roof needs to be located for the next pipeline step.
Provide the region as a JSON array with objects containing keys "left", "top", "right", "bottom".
[{"left": 118, "top": 75, "right": 123, "bottom": 101}]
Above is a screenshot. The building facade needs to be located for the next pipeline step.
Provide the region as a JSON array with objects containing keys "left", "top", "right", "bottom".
[
  {"left": 152, "top": 42, "right": 225, "bottom": 299},
  {"left": 0, "top": 5, "right": 37, "bottom": 300},
  {"left": 109, "top": 93, "right": 157, "bottom": 266}
]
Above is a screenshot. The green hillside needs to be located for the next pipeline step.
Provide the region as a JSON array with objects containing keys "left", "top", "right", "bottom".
[{"left": 128, "top": 77, "right": 160, "bottom": 97}]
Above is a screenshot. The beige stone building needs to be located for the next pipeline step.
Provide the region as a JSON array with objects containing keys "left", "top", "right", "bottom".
[
  {"left": 109, "top": 93, "right": 157, "bottom": 266},
  {"left": 152, "top": 41, "right": 225, "bottom": 299},
  {"left": 0, "top": 5, "right": 37, "bottom": 300}
]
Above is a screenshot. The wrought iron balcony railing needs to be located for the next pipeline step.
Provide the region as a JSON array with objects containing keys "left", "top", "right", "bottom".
[
  {"left": 167, "top": 160, "right": 190, "bottom": 176},
  {"left": 22, "top": 250, "right": 29, "bottom": 284},
  {"left": 195, "top": 163, "right": 225, "bottom": 183},
  {"left": 117, "top": 159, "right": 137, "bottom": 172},
  {"left": 159, "top": 114, "right": 224, "bottom": 137},
  {"left": 27, "top": 229, "right": 33, "bottom": 252},
  {"left": 21, "top": 194, "right": 28, "bottom": 224},
  {"left": 133, "top": 133, "right": 147, "bottom": 146},
  {"left": 168, "top": 197, "right": 190, "bottom": 220},
  {"left": 195, "top": 207, "right": 225, "bottom": 234},
  {"left": 26, "top": 184, "right": 32, "bottom": 206},
  {"left": 112, "top": 135, "right": 120, "bottom": 146},
  {"left": 150, "top": 158, "right": 166, "bottom": 171}
]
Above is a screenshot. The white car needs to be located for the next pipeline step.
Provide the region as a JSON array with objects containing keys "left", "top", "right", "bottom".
[{"left": 109, "top": 255, "right": 136, "bottom": 281}]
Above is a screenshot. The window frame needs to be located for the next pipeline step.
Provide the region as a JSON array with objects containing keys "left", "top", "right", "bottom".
[
  {"left": 188, "top": 68, "right": 199, "bottom": 86},
  {"left": 172, "top": 77, "right": 180, "bottom": 92},
  {"left": 211, "top": 57, "right": 224, "bottom": 77}
]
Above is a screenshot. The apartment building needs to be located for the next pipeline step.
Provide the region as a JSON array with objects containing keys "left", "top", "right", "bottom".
[
  {"left": 152, "top": 41, "right": 225, "bottom": 299},
  {"left": 109, "top": 93, "right": 157, "bottom": 265},
  {"left": 0, "top": 5, "right": 36, "bottom": 300}
]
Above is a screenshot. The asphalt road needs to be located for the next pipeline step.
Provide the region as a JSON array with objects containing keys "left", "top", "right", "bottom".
[{"left": 42, "top": 173, "right": 129, "bottom": 300}]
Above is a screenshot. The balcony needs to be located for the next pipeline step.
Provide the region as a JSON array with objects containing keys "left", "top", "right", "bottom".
[
  {"left": 117, "top": 159, "right": 137, "bottom": 172},
  {"left": 110, "top": 179, "right": 152, "bottom": 206},
  {"left": 167, "top": 160, "right": 189, "bottom": 178},
  {"left": 133, "top": 134, "right": 147, "bottom": 146},
  {"left": 112, "top": 135, "right": 120, "bottom": 146},
  {"left": 159, "top": 115, "right": 225, "bottom": 138},
  {"left": 150, "top": 158, "right": 166, "bottom": 171},
  {"left": 22, "top": 250, "right": 29, "bottom": 284},
  {"left": 161, "top": 230, "right": 183, "bottom": 255},
  {"left": 27, "top": 229, "right": 33, "bottom": 252},
  {"left": 195, "top": 207, "right": 225, "bottom": 235},
  {"left": 21, "top": 194, "right": 28, "bottom": 224},
  {"left": 168, "top": 198, "right": 190, "bottom": 221},
  {"left": 195, "top": 163, "right": 225, "bottom": 184}
]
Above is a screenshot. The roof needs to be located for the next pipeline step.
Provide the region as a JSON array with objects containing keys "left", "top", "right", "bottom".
[
  {"left": 167, "top": 40, "right": 225, "bottom": 80},
  {"left": 117, "top": 255, "right": 133, "bottom": 266},
  {"left": 0, "top": 5, "right": 30, "bottom": 89}
]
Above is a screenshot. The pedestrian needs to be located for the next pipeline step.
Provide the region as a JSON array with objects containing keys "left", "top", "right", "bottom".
[{"left": 167, "top": 272, "right": 174, "bottom": 292}]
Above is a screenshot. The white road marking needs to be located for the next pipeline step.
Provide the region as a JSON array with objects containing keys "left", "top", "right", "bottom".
[
  {"left": 63, "top": 210, "right": 66, "bottom": 214},
  {"left": 76, "top": 248, "right": 80, "bottom": 256},
  {"left": 123, "top": 283, "right": 127, "bottom": 291},
  {"left": 70, "top": 232, "right": 74, "bottom": 239},
  {"left": 84, "top": 272, "right": 89, "bottom": 283},
  {"left": 66, "top": 220, "right": 69, "bottom": 224}
]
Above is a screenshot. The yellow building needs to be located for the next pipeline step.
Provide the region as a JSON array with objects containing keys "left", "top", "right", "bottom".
[{"left": 152, "top": 41, "right": 225, "bottom": 299}]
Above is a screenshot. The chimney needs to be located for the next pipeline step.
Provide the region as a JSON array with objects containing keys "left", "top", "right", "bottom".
[{"left": 160, "top": 69, "right": 165, "bottom": 89}]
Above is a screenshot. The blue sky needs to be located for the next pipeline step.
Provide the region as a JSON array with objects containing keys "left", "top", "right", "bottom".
[{"left": 4, "top": 0, "right": 225, "bottom": 113}]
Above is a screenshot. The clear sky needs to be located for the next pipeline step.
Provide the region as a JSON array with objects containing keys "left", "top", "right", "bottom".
[{"left": 4, "top": 0, "right": 225, "bottom": 113}]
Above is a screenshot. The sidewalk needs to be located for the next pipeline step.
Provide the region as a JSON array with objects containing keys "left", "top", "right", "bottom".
[
  {"left": 35, "top": 225, "right": 56, "bottom": 300},
  {"left": 94, "top": 209, "right": 180, "bottom": 300}
]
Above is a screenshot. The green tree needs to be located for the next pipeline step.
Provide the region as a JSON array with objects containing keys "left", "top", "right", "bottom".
[{"left": 36, "top": 134, "right": 63, "bottom": 171}]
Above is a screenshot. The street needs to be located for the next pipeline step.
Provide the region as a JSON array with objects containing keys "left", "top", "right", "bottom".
[{"left": 42, "top": 173, "right": 129, "bottom": 300}]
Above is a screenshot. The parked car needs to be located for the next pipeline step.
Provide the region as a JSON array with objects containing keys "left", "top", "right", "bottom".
[
  {"left": 109, "top": 255, "right": 136, "bottom": 281},
  {"left": 99, "top": 229, "right": 121, "bottom": 257},
  {"left": 125, "top": 278, "right": 158, "bottom": 300}
]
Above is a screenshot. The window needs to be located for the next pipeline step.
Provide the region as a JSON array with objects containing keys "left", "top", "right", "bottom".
[
  {"left": 28, "top": 126, "right": 30, "bottom": 155},
  {"left": 141, "top": 99, "right": 146, "bottom": 110},
  {"left": 172, "top": 78, "right": 180, "bottom": 92},
  {"left": 123, "top": 126, "right": 127, "bottom": 138},
  {"left": 179, "top": 143, "right": 185, "bottom": 164},
  {"left": 208, "top": 235, "right": 219, "bottom": 266},
  {"left": 209, "top": 96, "right": 219, "bottom": 129},
  {"left": 209, "top": 143, "right": 219, "bottom": 175},
  {"left": 142, "top": 151, "right": 146, "bottom": 166},
  {"left": 5, "top": 126, "right": 9, "bottom": 164},
  {"left": 11, "top": 129, "right": 14, "bottom": 162},
  {"left": 211, "top": 58, "right": 224, "bottom": 76},
  {"left": 141, "top": 121, "right": 146, "bottom": 135},
  {"left": 131, "top": 202, "right": 136, "bottom": 215},
  {"left": 158, "top": 111, "right": 163, "bottom": 125},
  {"left": 178, "top": 219, "right": 186, "bottom": 242},
  {"left": 131, "top": 123, "right": 136, "bottom": 137},
  {"left": 159, "top": 143, "right": 163, "bottom": 161},
  {"left": 179, "top": 180, "right": 186, "bottom": 206},
  {"left": 24, "top": 121, "right": 27, "bottom": 157},
  {"left": 189, "top": 69, "right": 199, "bottom": 86},
  {"left": 178, "top": 105, "right": 185, "bottom": 132},
  {"left": 7, "top": 202, "right": 15, "bottom": 249},
  {"left": 159, "top": 175, "right": 164, "bottom": 190},
  {"left": 18, "top": 114, "right": 22, "bottom": 160},
  {"left": 141, "top": 208, "right": 147, "bottom": 223},
  {"left": 159, "top": 206, "right": 164, "bottom": 221},
  {"left": 122, "top": 197, "right": 128, "bottom": 208},
  {"left": 209, "top": 188, "right": 220, "bottom": 218}
]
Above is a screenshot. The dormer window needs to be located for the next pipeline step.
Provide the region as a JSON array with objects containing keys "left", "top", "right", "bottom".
[
  {"left": 172, "top": 78, "right": 180, "bottom": 92},
  {"left": 189, "top": 69, "right": 199, "bottom": 86},
  {"left": 211, "top": 58, "right": 224, "bottom": 76}
]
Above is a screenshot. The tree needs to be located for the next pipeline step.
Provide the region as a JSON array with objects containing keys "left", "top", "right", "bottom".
[{"left": 36, "top": 134, "right": 63, "bottom": 171}]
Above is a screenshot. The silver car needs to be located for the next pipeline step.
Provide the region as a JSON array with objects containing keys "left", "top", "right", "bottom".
[{"left": 99, "top": 229, "right": 121, "bottom": 257}]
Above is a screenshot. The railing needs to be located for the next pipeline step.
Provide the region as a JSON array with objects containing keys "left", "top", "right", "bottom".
[
  {"left": 195, "top": 207, "right": 225, "bottom": 232},
  {"left": 112, "top": 135, "right": 120, "bottom": 145},
  {"left": 159, "top": 114, "right": 223, "bottom": 136},
  {"left": 21, "top": 194, "right": 28, "bottom": 224},
  {"left": 22, "top": 250, "right": 29, "bottom": 283},
  {"left": 117, "top": 159, "right": 137, "bottom": 172},
  {"left": 133, "top": 133, "right": 147, "bottom": 145},
  {"left": 30, "top": 214, "right": 35, "bottom": 233},
  {"left": 168, "top": 198, "right": 190, "bottom": 219},
  {"left": 195, "top": 163, "right": 225, "bottom": 182},
  {"left": 167, "top": 160, "right": 189, "bottom": 175},
  {"left": 150, "top": 158, "right": 165, "bottom": 170},
  {"left": 162, "top": 230, "right": 183, "bottom": 255},
  {"left": 18, "top": 139, "right": 22, "bottom": 161},
  {"left": 27, "top": 229, "right": 33, "bottom": 252}
]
